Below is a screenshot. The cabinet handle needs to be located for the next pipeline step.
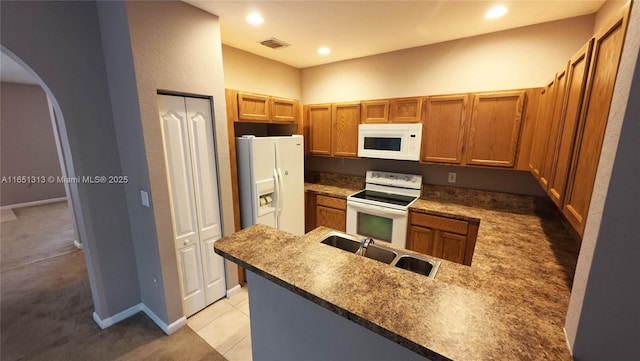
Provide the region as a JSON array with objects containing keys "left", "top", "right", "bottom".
[{"left": 184, "top": 240, "right": 189, "bottom": 246}]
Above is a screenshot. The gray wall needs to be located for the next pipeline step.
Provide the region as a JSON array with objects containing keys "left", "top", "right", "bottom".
[
  {"left": 305, "top": 156, "right": 547, "bottom": 196},
  {"left": 96, "top": 2, "right": 168, "bottom": 322},
  {"left": 0, "top": 82, "right": 65, "bottom": 206},
  {"left": 1, "top": 1, "right": 140, "bottom": 319}
]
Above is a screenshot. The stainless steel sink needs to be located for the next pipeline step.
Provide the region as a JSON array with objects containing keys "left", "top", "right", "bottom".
[
  {"left": 393, "top": 255, "right": 440, "bottom": 278},
  {"left": 363, "top": 244, "right": 397, "bottom": 264},
  {"left": 318, "top": 231, "right": 440, "bottom": 278},
  {"left": 320, "top": 234, "right": 361, "bottom": 253}
]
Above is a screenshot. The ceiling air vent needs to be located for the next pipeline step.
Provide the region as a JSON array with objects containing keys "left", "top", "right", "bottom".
[{"left": 260, "top": 38, "right": 290, "bottom": 50}]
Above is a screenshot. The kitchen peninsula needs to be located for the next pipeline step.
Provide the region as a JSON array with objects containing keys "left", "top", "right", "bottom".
[{"left": 214, "top": 182, "right": 579, "bottom": 360}]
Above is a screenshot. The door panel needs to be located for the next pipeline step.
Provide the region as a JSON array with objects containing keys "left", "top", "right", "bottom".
[
  {"left": 275, "top": 136, "right": 305, "bottom": 235},
  {"left": 201, "top": 236, "right": 226, "bottom": 304},
  {"left": 186, "top": 98, "right": 222, "bottom": 241},
  {"left": 158, "top": 95, "right": 199, "bottom": 250},
  {"left": 176, "top": 242, "right": 206, "bottom": 317}
]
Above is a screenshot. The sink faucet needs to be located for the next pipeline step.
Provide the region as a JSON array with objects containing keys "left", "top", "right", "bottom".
[{"left": 355, "top": 238, "right": 374, "bottom": 257}]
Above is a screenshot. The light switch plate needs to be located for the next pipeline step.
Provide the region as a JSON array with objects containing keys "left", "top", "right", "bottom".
[
  {"left": 448, "top": 172, "right": 457, "bottom": 184},
  {"left": 140, "top": 190, "right": 150, "bottom": 207}
]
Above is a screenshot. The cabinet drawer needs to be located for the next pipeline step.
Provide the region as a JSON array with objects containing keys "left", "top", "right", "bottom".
[
  {"left": 316, "top": 195, "right": 346, "bottom": 210},
  {"left": 410, "top": 212, "right": 468, "bottom": 235}
]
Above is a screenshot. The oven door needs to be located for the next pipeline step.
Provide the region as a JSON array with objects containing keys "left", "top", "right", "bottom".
[{"left": 346, "top": 201, "right": 408, "bottom": 249}]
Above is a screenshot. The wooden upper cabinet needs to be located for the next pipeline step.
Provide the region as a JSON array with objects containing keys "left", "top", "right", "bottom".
[
  {"left": 308, "top": 104, "right": 332, "bottom": 156},
  {"left": 421, "top": 94, "right": 469, "bottom": 164},
  {"left": 390, "top": 97, "right": 423, "bottom": 123},
  {"left": 529, "top": 78, "right": 557, "bottom": 181},
  {"left": 331, "top": 103, "right": 361, "bottom": 158},
  {"left": 540, "top": 66, "right": 569, "bottom": 189},
  {"left": 271, "top": 97, "right": 298, "bottom": 123},
  {"left": 361, "top": 100, "right": 389, "bottom": 123},
  {"left": 548, "top": 40, "right": 594, "bottom": 208},
  {"left": 466, "top": 91, "right": 526, "bottom": 167},
  {"left": 236, "top": 91, "right": 299, "bottom": 123},
  {"left": 563, "top": 7, "right": 629, "bottom": 236},
  {"left": 238, "top": 92, "right": 271, "bottom": 122}
]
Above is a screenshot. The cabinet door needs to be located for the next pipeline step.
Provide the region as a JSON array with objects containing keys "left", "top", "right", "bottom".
[
  {"left": 316, "top": 205, "right": 346, "bottom": 232},
  {"left": 238, "top": 92, "right": 271, "bottom": 122},
  {"left": 563, "top": 11, "right": 628, "bottom": 235},
  {"left": 305, "top": 192, "right": 317, "bottom": 233},
  {"left": 389, "top": 97, "right": 423, "bottom": 123},
  {"left": 466, "top": 91, "right": 525, "bottom": 167},
  {"left": 422, "top": 94, "right": 469, "bottom": 164},
  {"left": 406, "top": 225, "right": 435, "bottom": 255},
  {"left": 529, "top": 79, "right": 556, "bottom": 180},
  {"left": 272, "top": 97, "right": 298, "bottom": 123},
  {"left": 308, "top": 104, "right": 332, "bottom": 156},
  {"left": 548, "top": 40, "right": 593, "bottom": 208},
  {"left": 540, "top": 67, "right": 569, "bottom": 189},
  {"left": 436, "top": 232, "right": 467, "bottom": 264},
  {"left": 331, "top": 102, "right": 360, "bottom": 158},
  {"left": 361, "top": 100, "right": 389, "bottom": 123}
]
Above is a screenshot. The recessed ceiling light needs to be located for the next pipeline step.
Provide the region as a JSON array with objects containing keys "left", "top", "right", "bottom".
[
  {"left": 246, "top": 12, "right": 264, "bottom": 25},
  {"left": 485, "top": 6, "right": 508, "bottom": 19},
  {"left": 317, "top": 47, "right": 331, "bottom": 55}
]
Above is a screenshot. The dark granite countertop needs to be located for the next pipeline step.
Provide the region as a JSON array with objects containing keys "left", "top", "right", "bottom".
[{"left": 215, "top": 181, "right": 579, "bottom": 360}]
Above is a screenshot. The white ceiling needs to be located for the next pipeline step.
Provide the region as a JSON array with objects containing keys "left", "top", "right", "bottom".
[
  {"left": 186, "top": 0, "right": 606, "bottom": 68},
  {"left": 0, "top": 1, "right": 607, "bottom": 84}
]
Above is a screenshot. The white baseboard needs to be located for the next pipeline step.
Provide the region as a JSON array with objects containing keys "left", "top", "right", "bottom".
[
  {"left": 140, "top": 303, "right": 186, "bottom": 335},
  {"left": 227, "top": 284, "right": 242, "bottom": 298},
  {"left": 92, "top": 303, "right": 187, "bottom": 336},
  {"left": 92, "top": 304, "right": 141, "bottom": 329},
  {"left": 0, "top": 197, "right": 67, "bottom": 211}
]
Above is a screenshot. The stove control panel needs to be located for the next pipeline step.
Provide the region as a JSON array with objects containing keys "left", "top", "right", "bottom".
[{"left": 366, "top": 171, "right": 422, "bottom": 190}]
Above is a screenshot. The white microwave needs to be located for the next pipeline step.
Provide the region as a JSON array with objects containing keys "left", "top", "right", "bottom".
[{"left": 357, "top": 123, "right": 422, "bottom": 161}]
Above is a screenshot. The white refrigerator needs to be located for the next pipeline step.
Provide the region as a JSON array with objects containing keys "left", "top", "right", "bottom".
[{"left": 236, "top": 135, "right": 305, "bottom": 235}]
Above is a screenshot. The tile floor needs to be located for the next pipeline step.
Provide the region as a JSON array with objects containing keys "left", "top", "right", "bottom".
[{"left": 188, "top": 287, "right": 252, "bottom": 361}]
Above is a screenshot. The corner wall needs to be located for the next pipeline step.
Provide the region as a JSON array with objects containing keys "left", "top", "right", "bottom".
[
  {"left": 0, "top": 82, "right": 65, "bottom": 206},
  {"left": 124, "top": 1, "right": 238, "bottom": 324},
  {"left": 222, "top": 45, "right": 301, "bottom": 99}
]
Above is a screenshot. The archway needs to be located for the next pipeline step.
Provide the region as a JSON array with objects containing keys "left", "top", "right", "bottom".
[{"left": 0, "top": 46, "right": 101, "bottom": 312}]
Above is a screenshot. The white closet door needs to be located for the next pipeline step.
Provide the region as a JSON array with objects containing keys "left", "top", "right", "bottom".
[
  {"left": 158, "top": 94, "right": 205, "bottom": 317},
  {"left": 185, "top": 97, "right": 226, "bottom": 303}
]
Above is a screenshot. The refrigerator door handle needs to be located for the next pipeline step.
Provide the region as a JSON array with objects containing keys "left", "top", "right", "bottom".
[
  {"left": 276, "top": 168, "right": 285, "bottom": 217},
  {"left": 272, "top": 168, "right": 280, "bottom": 228}
]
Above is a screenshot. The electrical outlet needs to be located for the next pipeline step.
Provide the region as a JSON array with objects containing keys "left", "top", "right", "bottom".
[{"left": 448, "top": 172, "right": 457, "bottom": 183}]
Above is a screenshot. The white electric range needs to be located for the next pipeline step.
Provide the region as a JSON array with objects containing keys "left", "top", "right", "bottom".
[{"left": 346, "top": 171, "right": 422, "bottom": 248}]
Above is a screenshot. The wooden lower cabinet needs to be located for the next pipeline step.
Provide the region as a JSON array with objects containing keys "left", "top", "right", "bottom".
[
  {"left": 315, "top": 194, "right": 347, "bottom": 232},
  {"left": 406, "top": 212, "right": 478, "bottom": 266}
]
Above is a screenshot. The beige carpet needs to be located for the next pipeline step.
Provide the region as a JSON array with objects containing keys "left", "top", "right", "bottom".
[
  {"left": 1, "top": 201, "right": 76, "bottom": 272},
  {"left": 1, "top": 203, "right": 227, "bottom": 361}
]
